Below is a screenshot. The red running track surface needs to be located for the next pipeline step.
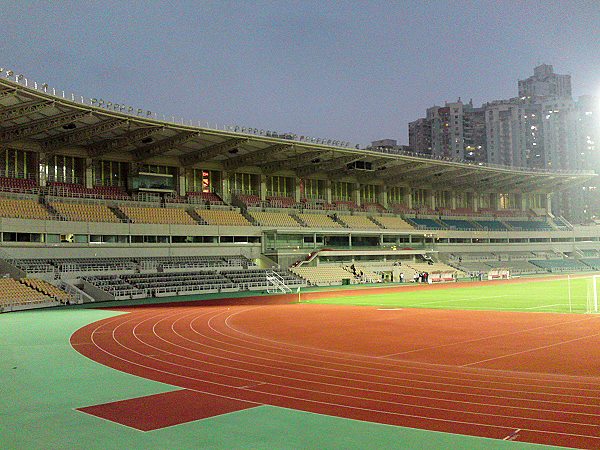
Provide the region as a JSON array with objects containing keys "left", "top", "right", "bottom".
[{"left": 71, "top": 302, "right": 600, "bottom": 448}]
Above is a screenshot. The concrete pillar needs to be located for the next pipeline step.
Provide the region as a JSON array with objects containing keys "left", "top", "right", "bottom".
[
  {"left": 429, "top": 189, "right": 436, "bottom": 210},
  {"left": 260, "top": 174, "right": 267, "bottom": 201},
  {"left": 451, "top": 191, "right": 457, "bottom": 209},
  {"left": 176, "top": 166, "right": 186, "bottom": 196},
  {"left": 295, "top": 180, "right": 301, "bottom": 202},
  {"left": 326, "top": 179, "right": 332, "bottom": 204},
  {"left": 380, "top": 185, "right": 388, "bottom": 208},
  {"left": 406, "top": 187, "right": 412, "bottom": 209},
  {"left": 473, "top": 192, "right": 479, "bottom": 212},
  {"left": 178, "top": 174, "right": 186, "bottom": 197},
  {"left": 221, "top": 171, "right": 231, "bottom": 203},
  {"left": 85, "top": 158, "right": 93, "bottom": 189},
  {"left": 354, "top": 183, "right": 361, "bottom": 206}
]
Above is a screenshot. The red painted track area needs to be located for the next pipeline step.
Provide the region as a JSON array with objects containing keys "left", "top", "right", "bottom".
[{"left": 71, "top": 302, "right": 600, "bottom": 448}]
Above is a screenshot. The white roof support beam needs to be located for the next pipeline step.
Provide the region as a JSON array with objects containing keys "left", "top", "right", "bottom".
[
  {"left": 0, "top": 87, "right": 17, "bottom": 100},
  {"left": 259, "top": 150, "right": 322, "bottom": 173},
  {"left": 87, "top": 126, "right": 163, "bottom": 158},
  {"left": 0, "top": 110, "right": 89, "bottom": 143},
  {"left": 222, "top": 143, "right": 293, "bottom": 171},
  {"left": 381, "top": 163, "right": 431, "bottom": 184},
  {"left": 41, "top": 118, "right": 128, "bottom": 153},
  {"left": 178, "top": 137, "right": 247, "bottom": 167},
  {"left": 134, "top": 131, "right": 200, "bottom": 162},
  {"left": 295, "top": 154, "right": 360, "bottom": 178},
  {"left": 0, "top": 99, "right": 53, "bottom": 121}
]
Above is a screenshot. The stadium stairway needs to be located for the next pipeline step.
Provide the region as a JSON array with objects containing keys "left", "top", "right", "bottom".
[
  {"left": 39, "top": 196, "right": 64, "bottom": 220},
  {"left": 332, "top": 214, "right": 349, "bottom": 228},
  {"left": 501, "top": 220, "right": 515, "bottom": 231},
  {"left": 290, "top": 213, "right": 308, "bottom": 227},
  {"left": 187, "top": 208, "right": 208, "bottom": 225},
  {"left": 240, "top": 208, "right": 258, "bottom": 226},
  {"left": 368, "top": 216, "right": 384, "bottom": 228},
  {"left": 109, "top": 205, "right": 130, "bottom": 222},
  {"left": 289, "top": 212, "right": 306, "bottom": 227},
  {"left": 405, "top": 217, "right": 446, "bottom": 230},
  {"left": 369, "top": 216, "right": 385, "bottom": 228}
]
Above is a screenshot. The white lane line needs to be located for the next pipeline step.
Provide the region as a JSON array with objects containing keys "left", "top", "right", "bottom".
[
  {"left": 86, "top": 311, "right": 600, "bottom": 442},
  {"left": 381, "top": 314, "right": 600, "bottom": 359},
  {"left": 220, "top": 307, "right": 600, "bottom": 388},
  {"left": 503, "top": 428, "right": 521, "bottom": 441},
  {"left": 463, "top": 332, "right": 600, "bottom": 367}
]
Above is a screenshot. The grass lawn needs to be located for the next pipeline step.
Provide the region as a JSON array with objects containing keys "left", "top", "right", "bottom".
[{"left": 301, "top": 275, "right": 596, "bottom": 314}]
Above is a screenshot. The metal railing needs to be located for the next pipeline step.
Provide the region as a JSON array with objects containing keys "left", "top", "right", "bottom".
[
  {"left": 266, "top": 270, "right": 292, "bottom": 293},
  {"left": 55, "top": 280, "right": 94, "bottom": 304}
]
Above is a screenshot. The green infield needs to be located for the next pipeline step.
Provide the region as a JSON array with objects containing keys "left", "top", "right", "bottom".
[{"left": 301, "top": 275, "right": 599, "bottom": 314}]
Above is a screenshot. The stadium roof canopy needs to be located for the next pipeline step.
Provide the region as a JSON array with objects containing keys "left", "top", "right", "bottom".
[{"left": 0, "top": 76, "right": 595, "bottom": 193}]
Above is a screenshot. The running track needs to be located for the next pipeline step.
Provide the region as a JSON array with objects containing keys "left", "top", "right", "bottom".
[{"left": 71, "top": 301, "right": 600, "bottom": 448}]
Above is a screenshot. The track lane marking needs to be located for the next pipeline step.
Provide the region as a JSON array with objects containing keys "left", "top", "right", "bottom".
[
  {"left": 379, "top": 314, "right": 600, "bottom": 358},
  {"left": 84, "top": 322, "right": 600, "bottom": 443},
  {"left": 72, "top": 305, "right": 600, "bottom": 447},
  {"left": 221, "top": 306, "right": 600, "bottom": 387},
  {"left": 462, "top": 332, "right": 600, "bottom": 367},
  {"left": 503, "top": 428, "right": 521, "bottom": 441}
]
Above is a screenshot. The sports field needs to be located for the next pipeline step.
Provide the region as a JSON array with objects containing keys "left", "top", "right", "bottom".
[
  {"left": 300, "top": 274, "right": 596, "bottom": 313},
  {"left": 2, "top": 274, "right": 600, "bottom": 449}
]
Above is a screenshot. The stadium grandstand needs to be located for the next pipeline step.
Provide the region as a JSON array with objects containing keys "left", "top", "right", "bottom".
[
  {"left": 4, "top": 69, "right": 600, "bottom": 450},
  {"left": 0, "top": 72, "right": 599, "bottom": 311}
]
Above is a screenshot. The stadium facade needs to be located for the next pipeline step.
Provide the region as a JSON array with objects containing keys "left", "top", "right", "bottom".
[{"left": 1, "top": 71, "right": 599, "bottom": 310}]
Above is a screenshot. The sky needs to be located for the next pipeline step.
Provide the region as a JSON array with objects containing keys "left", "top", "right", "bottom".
[{"left": 1, "top": 0, "right": 599, "bottom": 146}]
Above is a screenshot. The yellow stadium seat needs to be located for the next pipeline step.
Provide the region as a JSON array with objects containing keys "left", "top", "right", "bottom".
[
  {"left": 195, "top": 209, "right": 252, "bottom": 226},
  {"left": 119, "top": 206, "right": 197, "bottom": 225}
]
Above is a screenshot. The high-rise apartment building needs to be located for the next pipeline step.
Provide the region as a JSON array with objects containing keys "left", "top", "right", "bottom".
[
  {"left": 427, "top": 103, "right": 455, "bottom": 158},
  {"left": 518, "top": 64, "right": 572, "bottom": 100},
  {"left": 408, "top": 118, "right": 432, "bottom": 156},
  {"left": 463, "top": 107, "right": 487, "bottom": 163},
  {"left": 577, "top": 96, "right": 599, "bottom": 170},
  {"left": 485, "top": 99, "right": 545, "bottom": 168},
  {"left": 575, "top": 95, "right": 600, "bottom": 221},
  {"left": 485, "top": 100, "right": 521, "bottom": 167},
  {"left": 540, "top": 98, "right": 579, "bottom": 170},
  {"left": 406, "top": 64, "right": 593, "bottom": 221},
  {"left": 409, "top": 99, "right": 486, "bottom": 162}
]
